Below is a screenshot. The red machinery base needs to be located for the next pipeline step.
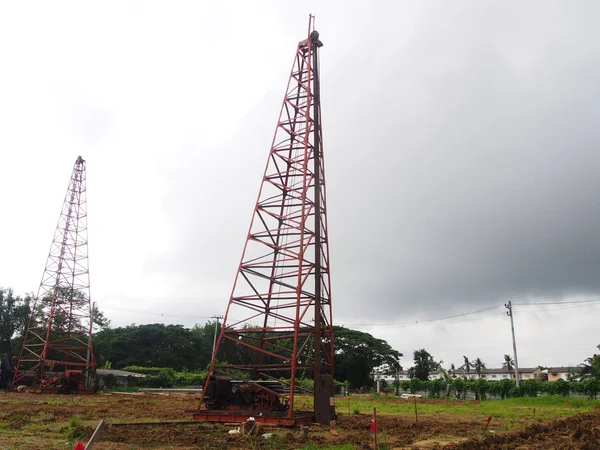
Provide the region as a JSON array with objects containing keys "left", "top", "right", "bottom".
[{"left": 188, "top": 410, "right": 314, "bottom": 427}]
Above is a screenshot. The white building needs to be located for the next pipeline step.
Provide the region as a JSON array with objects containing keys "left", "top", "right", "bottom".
[{"left": 376, "top": 367, "right": 542, "bottom": 383}]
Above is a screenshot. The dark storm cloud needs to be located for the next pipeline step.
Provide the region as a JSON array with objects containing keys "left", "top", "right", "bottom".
[
  {"left": 328, "top": 1, "right": 600, "bottom": 319},
  {"left": 151, "top": 1, "right": 600, "bottom": 322}
]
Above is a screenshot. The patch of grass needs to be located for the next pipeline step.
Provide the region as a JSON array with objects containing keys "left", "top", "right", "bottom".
[
  {"left": 9, "top": 414, "right": 24, "bottom": 421},
  {"left": 59, "top": 416, "right": 84, "bottom": 441},
  {"left": 44, "top": 399, "right": 70, "bottom": 406},
  {"left": 295, "top": 394, "right": 600, "bottom": 421},
  {"left": 30, "top": 411, "right": 55, "bottom": 423}
]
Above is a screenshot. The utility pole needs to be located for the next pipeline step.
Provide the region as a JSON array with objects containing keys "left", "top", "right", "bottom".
[
  {"left": 505, "top": 301, "right": 520, "bottom": 389},
  {"left": 211, "top": 315, "right": 223, "bottom": 361}
]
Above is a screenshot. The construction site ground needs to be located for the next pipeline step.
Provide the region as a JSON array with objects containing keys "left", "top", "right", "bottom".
[{"left": 1, "top": 391, "right": 599, "bottom": 449}]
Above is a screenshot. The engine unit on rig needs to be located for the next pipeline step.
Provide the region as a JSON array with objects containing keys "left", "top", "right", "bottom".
[{"left": 203, "top": 376, "right": 289, "bottom": 413}]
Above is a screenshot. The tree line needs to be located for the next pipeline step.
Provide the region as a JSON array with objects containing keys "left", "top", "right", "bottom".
[
  {"left": 0, "top": 287, "right": 402, "bottom": 388},
  {"left": 405, "top": 348, "right": 600, "bottom": 384},
  {"left": 93, "top": 322, "right": 402, "bottom": 388},
  {"left": 3, "top": 286, "right": 598, "bottom": 391},
  {"left": 389, "top": 377, "right": 600, "bottom": 400}
]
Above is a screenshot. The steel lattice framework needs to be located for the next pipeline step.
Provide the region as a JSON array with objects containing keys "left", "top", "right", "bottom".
[
  {"left": 199, "top": 19, "right": 334, "bottom": 424},
  {"left": 13, "top": 156, "right": 96, "bottom": 392}
]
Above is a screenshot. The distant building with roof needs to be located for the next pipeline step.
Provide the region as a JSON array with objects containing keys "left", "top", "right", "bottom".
[
  {"left": 377, "top": 366, "right": 542, "bottom": 383},
  {"left": 547, "top": 366, "right": 581, "bottom": 382}
]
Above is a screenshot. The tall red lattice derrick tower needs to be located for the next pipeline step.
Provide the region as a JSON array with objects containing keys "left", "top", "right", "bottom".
[
  {"left": 192, "top": 17, "right": 335, "bottom": 426},
  {"left": 13, "top": 156, "right": 96, "bottom": 393}
]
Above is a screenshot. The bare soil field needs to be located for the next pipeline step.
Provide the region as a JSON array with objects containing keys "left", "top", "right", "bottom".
[{"left": 0, "top": 391, "right": 598, "bottom": 449}]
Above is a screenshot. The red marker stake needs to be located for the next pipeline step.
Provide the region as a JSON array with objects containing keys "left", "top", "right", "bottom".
[{"left": 484, "top": 416, "right": 492, "bottom": 432}]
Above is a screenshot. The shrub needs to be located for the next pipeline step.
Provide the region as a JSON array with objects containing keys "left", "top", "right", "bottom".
[
  {"left": 103, "top": 373, "right": 117, "bottom": 389},
  {"left": 140, "top": 370, "right": 175, "bottom": 388},
  {"left": 60, "top": 416, "right": 84, "bottom": 440},
  {"left": 428, "top": 378, "right": 446, "bottom": 398}
]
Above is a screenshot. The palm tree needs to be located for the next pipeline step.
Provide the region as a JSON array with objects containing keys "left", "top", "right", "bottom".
[
  {"left": 461, "top": 355, "right": 473, "bottom": 377},
  {"left": 474, "top": 357, "right": 486, "bottom": 378},
  {"left": 502, "top": 354, "right": 514, "bottom": 372}
]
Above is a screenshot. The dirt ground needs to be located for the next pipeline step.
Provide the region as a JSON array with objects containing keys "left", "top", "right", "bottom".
[
  {"left": 443, "top": 411, "right": 600, "bottom": 450},
  {"left": 0, "top": 391, "right": 598, "bottom": 449}
]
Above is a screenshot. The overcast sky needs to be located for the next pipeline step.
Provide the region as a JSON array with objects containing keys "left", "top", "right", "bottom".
[{"left": 1, "top": 1, "right": 599, "bottom": 370}]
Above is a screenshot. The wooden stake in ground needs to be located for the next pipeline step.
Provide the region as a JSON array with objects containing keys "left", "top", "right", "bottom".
[
  {"left": 372, "top": 407, "right": 377, "bottom": 449},
  {"left": 413, "top": 396, "right": 419, "bottom": 435},
  {"left": 73, "top": 420, "right": 105, "bottom": 450}
]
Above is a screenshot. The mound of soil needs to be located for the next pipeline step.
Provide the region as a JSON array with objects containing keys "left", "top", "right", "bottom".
[{"left": 443, "top": 408, "right": 600, "bottom": 449}]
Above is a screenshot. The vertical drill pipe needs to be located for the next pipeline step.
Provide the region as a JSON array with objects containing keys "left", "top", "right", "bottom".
[{"left": 312, "top": 29, "right": 323, "bottom": 410}]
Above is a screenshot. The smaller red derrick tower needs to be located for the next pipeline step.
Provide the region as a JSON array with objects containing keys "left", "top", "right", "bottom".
[
  {"left": 13, "top": 156, "right": 96, "bottom": 393},
  {"left": 191, "top": 16, "right": 335, "bottom": 426}
]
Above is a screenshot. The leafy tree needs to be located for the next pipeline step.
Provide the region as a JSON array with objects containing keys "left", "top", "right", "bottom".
[
  {"left": 473, "top": 378, "right": 489, "bottom": 400},
  {"left": 452, "top": 377, "right": 466, "bottom": 399},
  {"left": 94, "top": 323, "right": 201, "bottom": 370},
  {"left": 0, "top": 288, "right": 31, "bottom": 355},
  {"left": 502, "top": 354, "right": 514, "bottom": 372},
  {"left": 408, "top": 349, "right": 437, "bottom": 381},
  {"left": 333, "top": 326, "right": 402, "bottom": 388},
  {"left": 581, "top": 378, "right": 599, "bottom": 399},
  {"left": 579, "top": 345, "right": 600, "bottom": 381},
  {"left": 92, "top": 304, "right": 111, "bottom": 331},
  {"left": 473, "top": 357, "right": 486, "bottom": 378},
  {"left": 549, "top": 378, "right": 570, "bottom": 396},
  {"left": 190, "top": 320, "right": 222, "bottom": 370},
  {"left": 494, "top": 378, "right": 514, "bottom": 399},
  {"left": 93, "top": 322, "right": 403, "bottom": 387},
  {"left": 428, "top": 378, "right": 446, "bottom": 398}
]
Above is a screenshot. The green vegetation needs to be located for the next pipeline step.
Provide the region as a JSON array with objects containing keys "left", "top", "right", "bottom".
[
  {"left": 3, "top": 284, "right": 600, "bottom": 402},
  {"left": 0, "top": 287, "right": 31, "bottom": 354},
  {"left": 59, "top": 416, "right": 84, "bottom": 440},
  {"left": 333, "top": 326, "right": 402, "bottom": 387},
  {"left": 407, "top": 349, "right": 438, "bottom": 381},
  {"left": 390, "top": 376, "right": 600, "bottom": 400},
  {"left": 93, "top": 323, "right": 404, "bottom": 388},
  {"left": 296, "top": 394, "right": 600, "bottom": 420}
]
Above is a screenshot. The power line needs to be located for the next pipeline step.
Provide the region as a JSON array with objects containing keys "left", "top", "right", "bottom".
[
  {"left": 512, "top": 298, "right": 600, "bottom": 306},
  {"left": 340, "top": 299, "right": 600, "bottom": 328},
  {"left": 515, "top": 302, "right": 600, "bottom": 313},
  {"left": 101, "top": 305, "right": 214, "bottom": 320},
  {"left": 340, "top": 306, "right": 502, "bottom": 328}
]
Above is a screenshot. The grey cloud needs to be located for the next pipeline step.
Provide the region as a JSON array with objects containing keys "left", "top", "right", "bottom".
[{"left": 149, "top": 2, "right": 600, "bottom": 325}]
